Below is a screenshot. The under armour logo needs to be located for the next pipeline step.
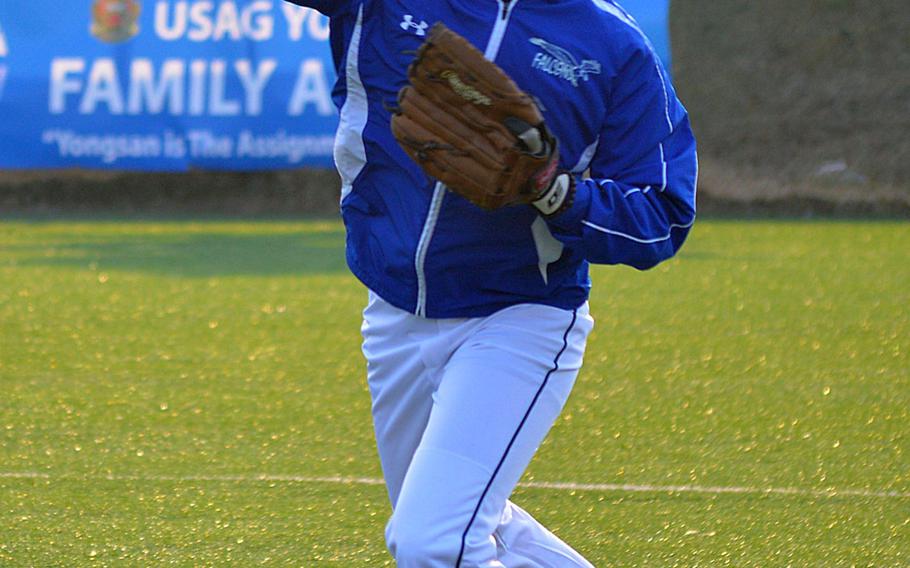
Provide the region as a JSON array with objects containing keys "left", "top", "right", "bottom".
[{"left": 400, "top": 15, "right": 428, "bottom": 36}]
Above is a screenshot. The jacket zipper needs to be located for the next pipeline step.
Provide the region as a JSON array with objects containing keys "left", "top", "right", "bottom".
[
  {"left": 413, "top": 182, "right": 445, "bottom": 318},
  {"left": 500, "top": 0, "right": 512, "bottom": 20},
  {"left": 487, "top": 0, "right": 517, "bottom": 58},
  {"left": 412, "top": 0, "right": 519, "bottom": 317}
]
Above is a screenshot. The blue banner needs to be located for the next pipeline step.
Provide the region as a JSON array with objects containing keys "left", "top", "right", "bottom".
[{"left": 0, "top": 1, "right": 670, "bottom": 171}]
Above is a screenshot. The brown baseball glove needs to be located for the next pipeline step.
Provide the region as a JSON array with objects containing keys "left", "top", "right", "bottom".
[{"left": 390, "top": 22, "right": 574, "bottom": 214}]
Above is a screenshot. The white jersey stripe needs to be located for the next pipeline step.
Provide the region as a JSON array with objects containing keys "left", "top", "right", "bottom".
[
  {"left": 571, "top": 138, "right": 600, "bottom": 174},
  {"left": 335, "top": 6, "right": 367, "bottom": 203},
  {"left": 654, "top": 61, "right": 673, "bottom": 132},
  {"left": 0, "top": 21, "right": 8, "bottom": 57},
  {"left": 589, "top": 0, "right": 638, "bottom": 29},
  {"left": 582, "top": 218, "right": 695, "bottom": 245}
]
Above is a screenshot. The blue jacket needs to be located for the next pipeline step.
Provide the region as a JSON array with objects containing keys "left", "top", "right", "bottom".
[{"left": 289, "top": 0, "right": 698, "bottom": 318}]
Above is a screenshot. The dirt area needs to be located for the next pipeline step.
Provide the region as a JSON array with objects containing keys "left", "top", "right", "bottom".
[
  {"left": 670, "top": 0, "right": 910, "bottom": 216},
  {"left": 1, "top": 0, "right": 907, "bottom": 217},
  {"left": 0, "top": 169, "right": 342, "bottom": 217}
]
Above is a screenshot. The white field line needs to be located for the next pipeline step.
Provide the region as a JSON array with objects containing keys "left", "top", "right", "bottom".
[{"left": 1, "top": 471, "right": 908, "bottom": 500}]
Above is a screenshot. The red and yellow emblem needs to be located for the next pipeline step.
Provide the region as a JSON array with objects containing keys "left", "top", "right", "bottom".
[{"left": 91, "top": 0, "right": 140, "bottom": 43}]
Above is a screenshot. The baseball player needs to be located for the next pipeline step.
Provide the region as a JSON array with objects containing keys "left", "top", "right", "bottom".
[{"left": 288, "top": 1, "right": 697, "bottom": 566}]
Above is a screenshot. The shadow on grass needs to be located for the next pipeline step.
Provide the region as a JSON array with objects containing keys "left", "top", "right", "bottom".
[{"left": 7, "top": 229, "right": 348, "bottom": 277}]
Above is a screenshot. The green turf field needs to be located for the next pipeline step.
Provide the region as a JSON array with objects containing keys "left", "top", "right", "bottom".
[{"left": 1, "top": 219, "right": 907, "bottom": 566}]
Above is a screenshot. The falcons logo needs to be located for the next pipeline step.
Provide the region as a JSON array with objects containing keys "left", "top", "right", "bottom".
[{"left": 529, "top": 38, "right": 602, "bottom": 87}]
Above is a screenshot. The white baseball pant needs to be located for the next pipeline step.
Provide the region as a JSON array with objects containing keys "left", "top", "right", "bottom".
[{"left": 361, "top": 291, "right": 595, "bottom": 567}]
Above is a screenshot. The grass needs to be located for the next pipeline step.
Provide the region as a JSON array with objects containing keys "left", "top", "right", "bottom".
[{"left": 0, "top": 219, "right": 907, "bottom": 566}]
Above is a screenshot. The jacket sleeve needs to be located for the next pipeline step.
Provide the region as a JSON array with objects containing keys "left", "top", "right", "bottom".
[
  {"left": 545, "top": 39, "right": 698, "bottom": 270},
  {"left": 283, "top": 0, "right": 355, "bottom": 17}
]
